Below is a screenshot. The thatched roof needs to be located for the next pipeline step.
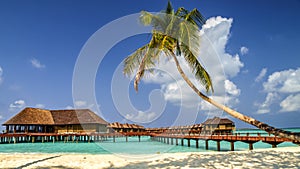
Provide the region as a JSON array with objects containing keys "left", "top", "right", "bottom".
[
  {"left": 203, "top": 117, "right": 234, "bottom": 125},
  {"left": 3, "top": 107, "right": 108, "bottom": 125},
  {"left": 51, "top": 109, "right": 108, "bottom": 125},
  {"left": 3, "top": 108, "right": 54, "bottom": 125},
  {"left": 108, "top": 122, "right": 145, "bottom": 129}
]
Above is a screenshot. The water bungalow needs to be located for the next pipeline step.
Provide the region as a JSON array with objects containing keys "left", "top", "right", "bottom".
[
  {"left": 2, "top": 110, "right": 298, "bottom": 151},
  {"left": 108, "top": 122, "right": 145, "bottom": 133},
  {"left": 3, "top": 107, "right": 108, "bottom": 134},
  {"left": 202, "top": 117, "right": 235, "bottom": 135}
]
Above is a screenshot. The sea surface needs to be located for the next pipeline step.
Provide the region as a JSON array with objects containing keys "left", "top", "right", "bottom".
[{"left": 0, "top": 128, "right": 299, "bottom": 155}]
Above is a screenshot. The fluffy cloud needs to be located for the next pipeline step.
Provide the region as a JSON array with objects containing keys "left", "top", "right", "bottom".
[
  {"left": 280, "top": 94, "right": 300, "bottom": 112},
  {"left": 0, "top": 66, "right": 3, "bottom": 84},
  {"left": 256, "top": 68, "right": 300, "bottom": 113},
  {"left": 30, "top": 58, "right": 45, "bottom": 69},
  {"left": 255, "top": 68, "right": 267, "bottom": 82},
  {"left": 143, "top": 16, "right": 243, "bottom": 111},
  {"left": 256, "top": 92, "right": 279, "bottom": 114},
  {"left": 65, "top": 105, "right": 74, "bottom": 109},
  {"left": 74, "top": 100, "right": 88, "bottom": 107},
  {"left": 224, "top": 80, "right": 240, "bottom": 96},
  {"left": 263, "top": 68, "right": 300, "bottom": 93},
  {"left": 125, "top": 111, "right": 158, "bottom": 123},
  {"left": 9, "top": 100, "right": 26, "bottom": 111},
  {"left": 35, "top": 104, "right": 45, "bottom": 109},
  {"left": 240, "top": 46, "right": 249, "bottom": 55},
  {"left": 73, "top": 100, "right": 99, "bottom": 112}
]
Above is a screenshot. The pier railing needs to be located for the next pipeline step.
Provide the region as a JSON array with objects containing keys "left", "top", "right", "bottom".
[{"left": 0, "top": 132, "right": 299, "bottom": 151}]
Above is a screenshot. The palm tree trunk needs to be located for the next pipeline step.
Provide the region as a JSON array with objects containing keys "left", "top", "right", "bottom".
[{"left": 170, "top": 51, "right": 300, "bottom": 142}]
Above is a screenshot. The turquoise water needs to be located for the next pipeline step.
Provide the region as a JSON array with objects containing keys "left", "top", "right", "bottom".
[{"left": 0, "top": 128, "right": 299, "bottom": 154}]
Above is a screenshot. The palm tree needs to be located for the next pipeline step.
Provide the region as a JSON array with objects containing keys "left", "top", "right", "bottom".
[{"left": 123, "top": 1, "right": 300, "bottom": 142}]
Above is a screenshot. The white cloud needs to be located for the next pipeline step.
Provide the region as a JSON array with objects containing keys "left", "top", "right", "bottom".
[
  {"left": 224, "top": 80, "right": 240, "bottom": 96},
  {"left": 30, "top": 58, "right": 45, "bottom": 69},
  {"left": 9, "top": 100, "right": 26, "bottom": 111},
  {"left": 263, "top": 68, "right": 300, "bottom": 93},
  {"left": 240, "top": 46, "right": 249, "bottom": 55},
  {"left": 142, "top": 16, "right": 243, "bottom": 110},
  {"left": 280, "top": 94, "right": 300, "bottom": 112},
  {"left": 65, "top": 105, "right": 74, "bottom": 109},
  {"left": 256, "top": 68, "right": 300, "bottom": 114},
  {"left": 73, "top": 100, "right": 97, "bottom": 111},
  {"left": 255, "top": 68, "right": 267, "bottom": 82},
  {"left": 256, "top": 92, "right": 279, "bottom": 114},
  {"left": 35, "top": 104, "right": 45, "bottom": 109},
  {"left": 0, "top": 66, "right": 3, "bottom": 84},
  {"left": 74, "top": 100, "right": 88, "bottom": 107},
  {"left": 125, "top": 111, "right": 158, "bottom": 123}
]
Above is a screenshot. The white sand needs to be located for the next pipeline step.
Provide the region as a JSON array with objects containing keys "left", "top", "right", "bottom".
[{"left": 0, "top": 147, "right": 299, "bottom": 169}]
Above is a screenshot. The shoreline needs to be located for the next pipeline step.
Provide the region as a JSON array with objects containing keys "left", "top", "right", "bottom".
[{"left": 1, "top": 147, "right": 299, "bottom": 168}]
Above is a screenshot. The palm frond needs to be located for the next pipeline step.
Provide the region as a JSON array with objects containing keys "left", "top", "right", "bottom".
[
  {"left": 165, "top": 0, "right": 174, "bottom": 14},
  {"left": 134, "top": 39, "right": 162, "bottom": 91},
  {"left": 180, "top": 44, "right": 214, "bottom": 93},
  {"left": 184, "top": 9, "right": 206, "bottom": 28},
  {"left": 140, "top": 11, "right": 168, "bottom": 33},
  {"left": 178, "top": 20, "right": 201, "bottom": 57},
  {"left": 175, "top": 7, "right": 189, "bottom": 17},
  {"left": 123, "top": 45, "right": 148, "bottom": 77}
]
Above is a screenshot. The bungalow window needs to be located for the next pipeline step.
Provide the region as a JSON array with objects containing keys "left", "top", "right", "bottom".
[{"left": 38, "top": 126, "right": 43, "bottom": 132}]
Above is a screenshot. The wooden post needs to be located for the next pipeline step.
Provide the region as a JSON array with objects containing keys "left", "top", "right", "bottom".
[
  {"left": 167, "top": 138, "right": 169, "bottom": 144},
  {"left": 126, "top": 136, "right": 128, "bottom": 142},
  {"left": 230, "top": 142, "right": 235, "bottom": 151},
  {"left": 14, "top": 137, "right": 16, "bottom": 144},
  {"left": 205, "top": 140, "right": 209, "bottom": 150},
  {"left": 32, "top": 137, "right": 35, "bottom": 143},
  {"left": 42, "top": 137, "right": 44, "bottom": 143},
  {"left": 272, "top": 144, "right": 277, "bottom": 148},
  {"left": 171, "top": 138, "right": 173, "bottom": 145},
  {"left": 138, "top": 135, "right": 141, "bottom": 142},
  {"left": 217, "top": 141, "right": 221, "bottom": 151},
  {"left": 113, "top": 136, "right": 115, "bottom": 142},
  {"left": 196, "top": 139, "right": 199, "bottom": 148},
  {"left": 176, "top": 138, "right": 178, "bottom": 146},
  {"left": 249, "top": 143, "right": 253, "bottom": 150},
  {"left": 181, "top": 139, "right": 184, "bottom": 146},
  {"left": 187, "top": 139, "right": 190, "bottom": 147}
]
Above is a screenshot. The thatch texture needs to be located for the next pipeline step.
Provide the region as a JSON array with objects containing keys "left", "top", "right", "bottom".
[
  {"left": 108, "top": 122, "right": 145, "bottom": 129},
  {"left": 3, "top": 108, "right": 54, "bottom": 125},
  {"left": 51, "top": 109, "right": 108, "bottom": 125},
  {"left": 203, "top": 117, "right": 234, "bottom": 125},
  {"left": 3, "top": 107, "right": 108, "bottom": 125}
]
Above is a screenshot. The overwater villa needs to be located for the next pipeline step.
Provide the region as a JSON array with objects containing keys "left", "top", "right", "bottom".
[
  {"left": 146, "top": 117, "right": 235, "bottom": 135},
  {"left": 201, "top": 117, "right": 235, "bottom": 135},
  {"left": 3, "top": 107, "right": 108, "bottom": 134},
  {"left": 107, "top": 122, "right": 145, "bottom": 133}
]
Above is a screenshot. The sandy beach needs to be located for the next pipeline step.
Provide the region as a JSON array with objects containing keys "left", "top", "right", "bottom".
[{"left": 0, "top": 147, "right": 299, "bottom": 169}]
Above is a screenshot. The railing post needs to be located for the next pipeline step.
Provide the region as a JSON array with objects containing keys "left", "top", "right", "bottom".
[{"left": 205, "top": 140, "right": 209, "bottom": 150}]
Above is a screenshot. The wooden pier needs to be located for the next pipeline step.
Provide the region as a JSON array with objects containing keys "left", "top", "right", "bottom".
[
  {"left": 0, "top": 132, "right": 299, "bottom": 151},
  {"left": 150, "top": 133, "right": 300, "bottom": 151}
]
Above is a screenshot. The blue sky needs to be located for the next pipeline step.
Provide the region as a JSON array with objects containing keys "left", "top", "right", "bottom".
[{"left": 0, "top": 0, "right": 300, "bottom": 129}]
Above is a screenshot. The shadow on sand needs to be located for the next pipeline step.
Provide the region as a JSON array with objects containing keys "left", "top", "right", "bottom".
[
  {"left": 104, "top": 151, "right": 300, "bottom": 169},
  {"left": 13, "top": 155, "right": 69, "bottom": 169}
]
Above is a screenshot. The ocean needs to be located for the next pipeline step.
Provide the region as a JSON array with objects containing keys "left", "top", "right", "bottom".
[{"left": 0, "top": 128, "right": 299, "bottom": 155}]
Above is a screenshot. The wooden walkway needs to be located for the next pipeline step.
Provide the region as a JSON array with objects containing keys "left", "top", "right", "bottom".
[
  {"left": 0, "top": 132, "right": 299, "bottom": 151},
  {"left": 150, "top": 133, "right": 300, "bottom": 151}
]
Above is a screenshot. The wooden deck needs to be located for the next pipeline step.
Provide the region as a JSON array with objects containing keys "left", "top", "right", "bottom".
[{"left": 0, "top": 132, "right": 299, "bottom": 151}]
